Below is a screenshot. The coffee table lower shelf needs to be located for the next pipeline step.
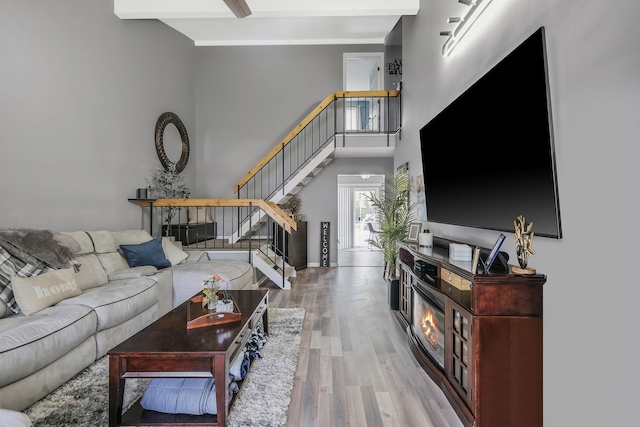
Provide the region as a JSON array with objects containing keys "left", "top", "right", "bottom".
[
  {"left": 109, "top": 289, "right": 269, "bottom": 427},
  {"left": 120, "top": 373, "right": 249, "bottom": 426},
  {"left": 122, "top": 401, "right": 219, "bottom": 426}
]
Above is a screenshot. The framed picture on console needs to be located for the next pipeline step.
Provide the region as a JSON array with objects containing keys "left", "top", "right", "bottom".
[{"left": 407, "top": 222, "right": 422, "bottom": 243}]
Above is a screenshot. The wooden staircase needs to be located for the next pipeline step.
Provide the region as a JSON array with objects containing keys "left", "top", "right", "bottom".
[
  {"left": 229, "top": 90, "right": 401, "bottom": 288},
  {"left": 252, "top": 244, "right": 296, "bottom": 290},
  {"left": 231, "top": 142, "right": 335, "bottom": 243}
]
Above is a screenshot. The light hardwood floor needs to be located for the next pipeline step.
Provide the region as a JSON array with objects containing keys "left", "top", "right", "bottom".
[{"left": 265, "top": 266, "right": 464, "bottom": 427}]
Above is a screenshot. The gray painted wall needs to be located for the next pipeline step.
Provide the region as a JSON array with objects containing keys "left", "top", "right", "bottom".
[
  {"left": 193, "top": 44, "right": 394, "bottom": 264},
  {"left": 0, "top": 0, "right": 196, "bottom": 232},
  {"left": 400, "top": 1, "right": 640, "bottom": 426},
  {"left": 193, "top": 45, "right": 385, "bottom": 198},
  {"left": 296, "top": 156, "right": 393, "bottom": 266}
]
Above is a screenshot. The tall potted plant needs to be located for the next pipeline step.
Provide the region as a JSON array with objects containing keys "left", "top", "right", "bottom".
[{"left": 365, "top": 171, "right": 415, "bottom": 308}]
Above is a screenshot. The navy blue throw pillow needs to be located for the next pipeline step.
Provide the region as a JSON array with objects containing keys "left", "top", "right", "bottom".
[{"left": 120, "top": 237, "right": 171, "bottom": 269}]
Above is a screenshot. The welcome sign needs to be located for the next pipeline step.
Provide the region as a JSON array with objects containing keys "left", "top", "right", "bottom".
[{"left": 320, "top": 222, "right": 330, "bottom": 267}]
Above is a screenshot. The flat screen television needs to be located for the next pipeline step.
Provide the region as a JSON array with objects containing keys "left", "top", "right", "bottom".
[{"left": 420, "top": 27, "right": 562, "bottom": 238}]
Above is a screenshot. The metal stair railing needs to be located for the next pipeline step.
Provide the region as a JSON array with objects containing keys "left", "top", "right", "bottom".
[
  {"left": 233, "top": 89, "right": 401, "bottom": 231},
  {"left": 134, "top": 198, "right": 296, "bottom": 289}
]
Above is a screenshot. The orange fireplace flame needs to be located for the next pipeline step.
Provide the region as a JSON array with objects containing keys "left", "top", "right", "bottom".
[{"left": 422, "top": 309, "right": 440, "bottom": 346}]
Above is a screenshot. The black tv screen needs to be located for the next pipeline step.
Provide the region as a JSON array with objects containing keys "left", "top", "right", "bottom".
[{"left": 420, "top": 27, "right": 562, "bottom": 238}]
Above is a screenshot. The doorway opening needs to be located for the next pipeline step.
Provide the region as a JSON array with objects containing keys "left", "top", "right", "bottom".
[
  {"left": 343, "top": 52, "right": 384, "bottom": 132},
  {"left": 337, "top": 174, "right": 385, "bottom": 267}
]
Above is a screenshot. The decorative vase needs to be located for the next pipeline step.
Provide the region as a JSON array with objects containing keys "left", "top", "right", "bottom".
[
  {"left": 203, "top": 282, "right": 219, "bottom": 309},
  {"left": 202, "top": 294, "right": 218, "bottom": 310},
  {"left": 207, "top": 295, "right": 219, "bottom": 310}
]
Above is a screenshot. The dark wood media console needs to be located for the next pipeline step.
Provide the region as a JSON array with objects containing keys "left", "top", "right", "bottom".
[{"left": 397, "top": 240, "right": 545, "bottom": 427}]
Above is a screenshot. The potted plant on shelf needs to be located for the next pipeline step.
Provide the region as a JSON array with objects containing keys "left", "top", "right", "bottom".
[
  {"left": 150, "top": 161, "right": 191, "bottom": 236},
  {"left": 365, "top": 171, "right": 415, "bottom": 309}
]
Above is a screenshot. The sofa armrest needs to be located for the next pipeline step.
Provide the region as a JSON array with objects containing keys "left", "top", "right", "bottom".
[
  {"left": 108, "top": 266, "right": 158, "bottom": 281},
  {"left": 185, "top": 251, "right": 210, "bottom": 263}
]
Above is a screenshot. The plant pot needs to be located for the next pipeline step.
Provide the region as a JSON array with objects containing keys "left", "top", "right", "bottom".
[{"left": 387, "top": 278, "right": 400, "bottom": 310}]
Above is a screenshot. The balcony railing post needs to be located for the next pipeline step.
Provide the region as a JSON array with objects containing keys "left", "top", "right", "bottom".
[
  {"left": 333, "top": 95, "right": 337, "bottom": 148},
  {"left": 399, "top": 83, "right": 403, "bottom": 139},
  {"left": 149, "top": 201, "right": 154, "bottom": 236},
  {"left": 387, "top": 93, "right": 390, "bottom": 147},
  {"left": 282, "top": 221, "right": 286, "bottom": 289},
  {"left": 342, "top": 95, "right": 346, "bottom": 147},
  {"left": 249, "top": 202, "right": 253, "bottom": 263}
]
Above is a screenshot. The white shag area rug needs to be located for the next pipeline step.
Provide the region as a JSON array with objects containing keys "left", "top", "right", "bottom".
[{"left": 24, "top": 307, "right": 305, "bottom": 427}]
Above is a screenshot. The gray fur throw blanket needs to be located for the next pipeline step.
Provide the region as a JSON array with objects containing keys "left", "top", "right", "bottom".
[{"left": 0, "top": 228, "right": 80, "bottom": 270}]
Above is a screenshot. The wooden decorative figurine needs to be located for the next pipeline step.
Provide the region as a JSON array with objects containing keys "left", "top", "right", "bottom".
[{"left": 513, "top": 215, "right": 536, "bottom": 274}]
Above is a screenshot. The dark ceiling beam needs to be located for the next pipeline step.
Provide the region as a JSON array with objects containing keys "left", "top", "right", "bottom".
[{"left": 223, "top": 0, "right": 252, "bottom": 18}]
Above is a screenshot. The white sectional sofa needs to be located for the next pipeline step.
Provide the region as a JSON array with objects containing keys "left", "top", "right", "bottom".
[{"left": 0, "top": 229, "right": 254, "bottom": 412}]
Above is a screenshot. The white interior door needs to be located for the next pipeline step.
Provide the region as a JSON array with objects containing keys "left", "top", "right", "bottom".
[
  {"left": 343, "top": 53, "right": 384, "bottom": 132},
  {"left": 343, "top": 52, "right": 383, "bottom": 91}
]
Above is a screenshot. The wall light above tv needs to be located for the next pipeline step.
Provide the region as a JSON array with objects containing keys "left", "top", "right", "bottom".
[{"left": 420, "top": 27, "right": 562, "bottom": 238}]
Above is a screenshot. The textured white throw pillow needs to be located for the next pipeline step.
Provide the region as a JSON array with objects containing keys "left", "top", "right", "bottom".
[
  {"left": 187, "top": 206, "right": 212, "bottom": 224},
  {"left": 162, "top": 237, "right": 189, "bottom": 266},
  {"left": 12, "top": 268, "right": 81, "bottom": 316}
]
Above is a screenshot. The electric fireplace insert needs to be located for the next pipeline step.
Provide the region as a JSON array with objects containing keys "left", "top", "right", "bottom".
[{"left": 412, "top": 282, "right": 445, "bottom": 370}]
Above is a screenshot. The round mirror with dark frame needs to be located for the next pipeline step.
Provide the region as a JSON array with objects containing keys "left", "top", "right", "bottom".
[{"left": 155, "top": 112, "right": 190, "bottom": 173}]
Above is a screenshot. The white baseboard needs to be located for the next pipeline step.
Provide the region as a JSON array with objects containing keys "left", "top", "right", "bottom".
[{"left": 307, "top": 262, "right": 338, "bottom": 268}]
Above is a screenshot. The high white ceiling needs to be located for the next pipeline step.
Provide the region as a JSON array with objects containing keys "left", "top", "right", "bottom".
[{"left": 114, "top": 0, "right": 419, "bottom": 46}]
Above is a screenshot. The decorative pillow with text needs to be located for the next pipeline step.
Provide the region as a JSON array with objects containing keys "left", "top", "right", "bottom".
[{"left": 12, "top": 267, "right": 81, "bottom": 316}]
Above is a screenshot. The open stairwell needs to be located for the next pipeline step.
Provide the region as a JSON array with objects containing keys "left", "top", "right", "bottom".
[
  {"left": 228, "top": 90, "right": 401, "bottom": 289},
  {"left": 231, "top": 142, "right": 335, "bottom": 243},
  {"left": 252, "top": 245, "right": 296, "bottom": 290}
]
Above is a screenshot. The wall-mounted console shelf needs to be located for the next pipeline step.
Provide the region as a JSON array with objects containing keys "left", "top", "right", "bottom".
[{"left": 397, "top": 239, "right": 545, "bottom": 427}]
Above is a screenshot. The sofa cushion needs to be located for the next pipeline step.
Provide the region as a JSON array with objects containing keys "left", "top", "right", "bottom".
[
  {"left": 112, "top": 230, "right": 154, "bottom": 246},
  {"left": 0, "top": 304, "right": 97, "bottom": 388},
  {"left": 60, "top": 231, "right": 95, "bottom": 255},
  {"left": 86, "top": 230, "right": 118, "bottom": 254},
  {"left": 0, "top": 299, "right": 8, "bottom": 319},
  {"left": 162, "top": 238, "right": 188, "bottom": 266},
  {"left": 170, "top": 261, "right": 253, "bottom": 307},
  {"left": 74, "top": 253, "right": 108, "bottom": 291},
  {"left": 57, "top": 277, "right": 157, "bottom": 332},
  {"left": 12, "top": 268, "right": 82, "bottom": 316},
  {"left": 120, "top": 237, "right": 171, "bottom": 269},
  {"left": 108, "top": 266, "right": 157, "bottom": 281},
  {"left": 96, "top": 252, "right": 130, "bottom": 277}
]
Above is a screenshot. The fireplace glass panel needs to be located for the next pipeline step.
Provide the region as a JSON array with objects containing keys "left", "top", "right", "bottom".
[
  {"left": 462, "top": 342, "right": 468, "bottom": 366},
  {"left": 462, "top": 315, "right": 469, "bottom": 340},
  {"left": 412, "top": 290, "right": 445, "bottom": 370}
]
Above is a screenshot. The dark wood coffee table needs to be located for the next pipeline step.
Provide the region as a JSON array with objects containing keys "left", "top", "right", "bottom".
[{"left": 108, "top": 289, "right": 269, "bottom": 427}]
